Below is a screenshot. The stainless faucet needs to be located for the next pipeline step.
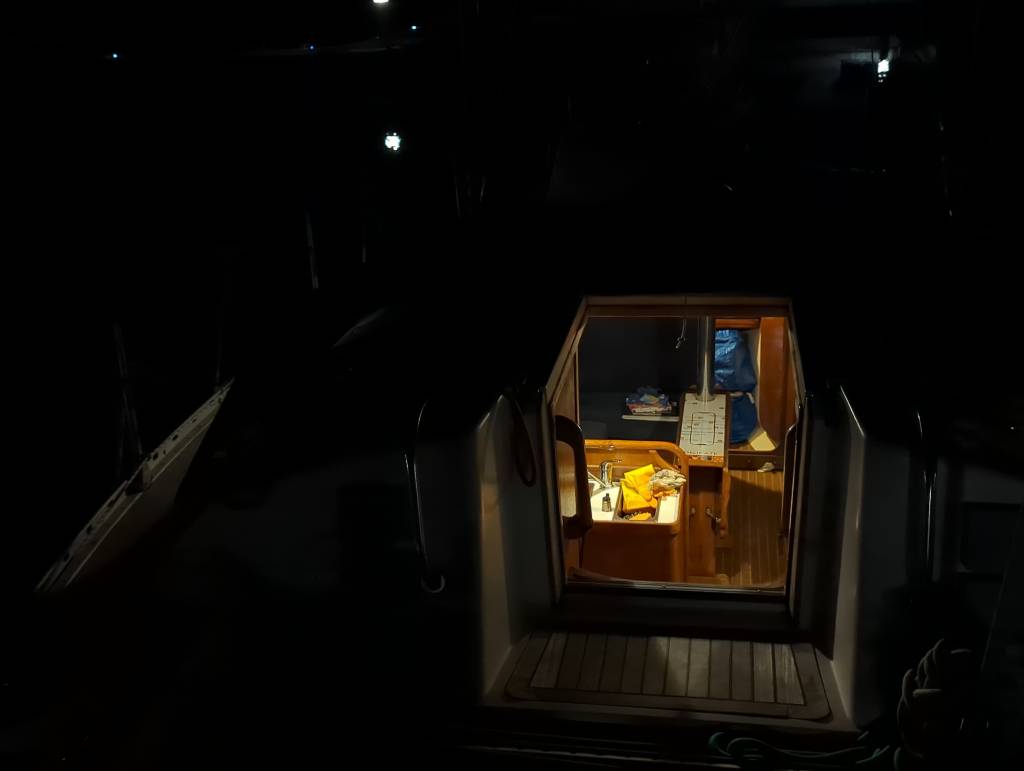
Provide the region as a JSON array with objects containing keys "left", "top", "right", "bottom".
[
  {"left": 588, "top": 460, "right": 622, "bottom": 493},
  {"left": 599, "top": 460, "right": 621, "bottom": 488}
]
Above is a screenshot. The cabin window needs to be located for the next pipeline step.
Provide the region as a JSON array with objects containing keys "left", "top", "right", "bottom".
[{"left": 553, "top": 303, "right": 801, "bottom": 594}]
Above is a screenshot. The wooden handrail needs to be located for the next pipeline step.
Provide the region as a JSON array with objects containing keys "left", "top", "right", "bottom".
[{"left": 557, "top": 416, "right": 594, "bottom": 540}]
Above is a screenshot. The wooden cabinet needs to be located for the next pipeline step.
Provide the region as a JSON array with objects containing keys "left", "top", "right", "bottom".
[{"left": 571, "top": 441, "right": 690, "bottom": 582}]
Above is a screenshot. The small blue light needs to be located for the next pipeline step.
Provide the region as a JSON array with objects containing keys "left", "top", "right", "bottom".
[
  {"left": 307, "top": 44, "right": 316, "bottom": 52},
  {"left": 111, "top": 52, "right": 119, "bottom": 59},
  {"left": 411, "top": 25, "right": 418, "bottom": 31}
]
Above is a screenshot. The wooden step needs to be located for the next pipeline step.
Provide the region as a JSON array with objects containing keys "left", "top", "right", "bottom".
[{"left": 506, "top": 632, "right": 829, "bottom": 719}]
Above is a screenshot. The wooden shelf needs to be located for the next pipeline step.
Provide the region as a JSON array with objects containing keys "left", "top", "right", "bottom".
[{"left": 621, "top": 414, "right": 679, "bottom": 422}]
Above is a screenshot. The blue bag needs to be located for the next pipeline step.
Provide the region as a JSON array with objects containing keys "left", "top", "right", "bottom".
[
  {"left": 714, "top": 329, "right": 757, "bottom": 392},
  {"left": 730, "top": 393, "right": 758, "bottom": 444}
]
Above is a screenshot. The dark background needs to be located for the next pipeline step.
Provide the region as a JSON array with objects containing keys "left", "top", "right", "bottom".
[
  {"left": 2, "top": 3, "right": 1022, "bottom": 767},
  {"left": 4, "top": 0, "right": 1017, "bottom": 595}
]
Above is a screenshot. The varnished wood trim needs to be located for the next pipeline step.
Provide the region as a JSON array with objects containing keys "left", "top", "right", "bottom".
[
  {"left": 758, "top": 317, "right": 790, "bottom": 447},
  {"left": 546, "top": 298, "right": 587, "bottom": 399},
  {"left": 717, "top": 318, "right": 760, "bottom": 330},
  {"left": 586, "top": 295, "right": 792, "bottom": 308},
  {"left": 585, "top": 439, "right": 691, "bottom": 470},
  {"left": 586, "top": 305, "right": 792, "bottom": 320},
  {"left": 787, "top": 315, "right": 807, "bottom": 404}
]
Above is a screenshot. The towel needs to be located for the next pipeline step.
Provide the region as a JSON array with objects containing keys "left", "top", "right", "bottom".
[{"left": 620, "top": 464, "right": 657, "bottom": 514}]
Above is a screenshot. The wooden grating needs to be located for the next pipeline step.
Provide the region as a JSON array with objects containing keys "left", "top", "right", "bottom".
[{"left": 507, "top": 632, "right": 828, "bottom": 720}]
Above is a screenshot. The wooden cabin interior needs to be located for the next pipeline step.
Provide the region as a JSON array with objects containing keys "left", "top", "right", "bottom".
[{"left": 554, "top": 302, "right": 801, "bottom": 590}]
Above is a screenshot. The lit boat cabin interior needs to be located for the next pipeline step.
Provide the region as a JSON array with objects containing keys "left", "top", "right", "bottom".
[{"left": 551, "top": 299, "right": 801, "bottom": 590}]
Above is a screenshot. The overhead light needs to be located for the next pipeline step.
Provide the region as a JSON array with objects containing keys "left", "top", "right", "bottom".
[
  {"left": 384, "top": 132, "right": 402, "bottom": 152},
  {"left": 373, "top": 0, "right": 389, "bottom": 5},
  {"left": 877, "top": 58, "right": 890, "bottom": 75},
  {"left": 410, "top": 24, "right": 418, "bottom": 31},
  {"left": 111, "top": 52, "right": 119, "bottom": 59}
]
